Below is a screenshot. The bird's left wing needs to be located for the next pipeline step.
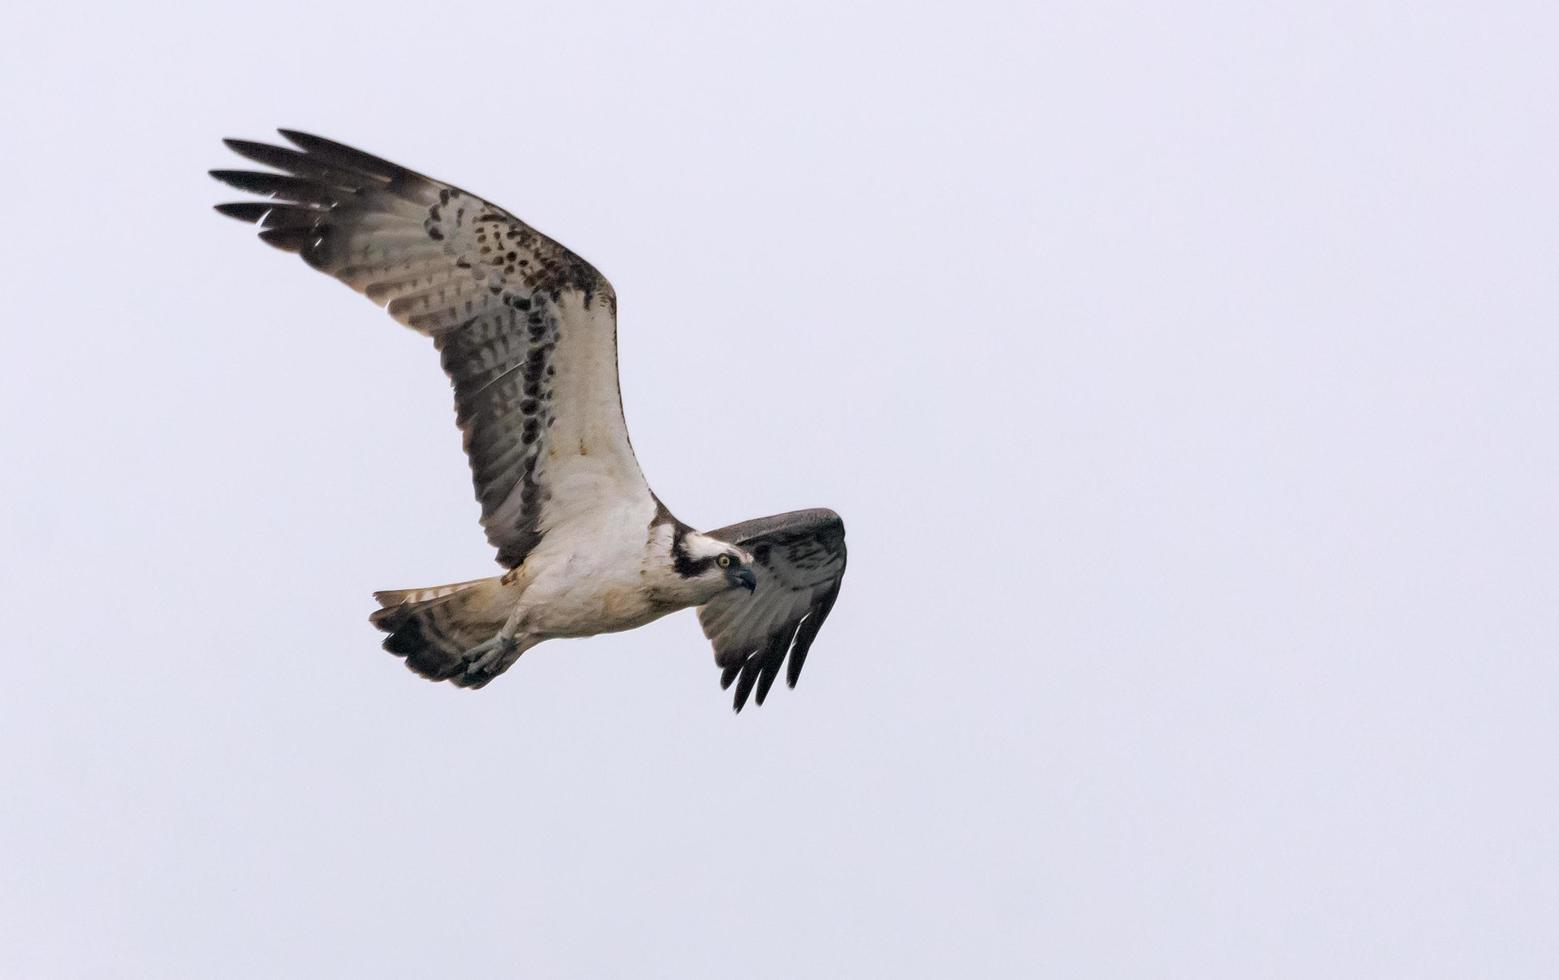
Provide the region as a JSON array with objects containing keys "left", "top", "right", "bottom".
[
  {"left": 212, "top": 131, "right": 649, "bottom": 569},
  {"left": 697, "top": 509, "right": 847, "bottom": 711}
]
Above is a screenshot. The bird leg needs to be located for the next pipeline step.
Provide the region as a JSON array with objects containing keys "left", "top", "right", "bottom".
[
  {"left": 459, "top": 604, "right": 531, "bottom": 685},
  {"left": 464, "top": 634, "right": 517, "bottom": 676}
]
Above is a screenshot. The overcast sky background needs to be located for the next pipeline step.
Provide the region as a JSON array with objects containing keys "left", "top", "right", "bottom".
[{"left": 2, "top": 1, "right": 1557, "bottom": 976}]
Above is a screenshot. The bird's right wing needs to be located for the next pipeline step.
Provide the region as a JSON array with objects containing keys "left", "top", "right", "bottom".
[
  {"left": 212, "top": 130, "right": 651, "bottom": 569},
  {"left": 697, "top": 509, "right": 847, "bottom": 711}
]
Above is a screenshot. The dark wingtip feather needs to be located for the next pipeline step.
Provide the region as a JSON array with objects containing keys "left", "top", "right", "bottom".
[
  {"left": 754, "top": 667, "right": 778, "bottom": 706},
  {"left": 210, "top": 169, "right": 268, "bottom": 193},
  {"left": 753, "top": 629, "right": 793, "bottom": 706},
  {"left": 732, "top": 663, "right": 759, "bottom": 712},
  {"left": 258, "top": 226, "right": 314, "bottom": 253},
  {"left": 222, "top": 137, "right": 294, "bottom": 166},
  {"left": 222, "top": 137, "right": 338, "bottom": 182},
  {"left": 277, "top": 129, "right": 408, "bottom": 184},
  {"left": 788, "top": 580, "right": 843, "bottom": 688},
  {"left": 211, "top": 169, "right": 343, "bottom": 207},
  {"left": 214, "top": 201, "right": 271, "bottom": 222},
  {"left": 276, "top": 129, "right": 334, "bottom": 156},
  {"left": 786, "top": 649, "right": 809, "bottom": 689}
]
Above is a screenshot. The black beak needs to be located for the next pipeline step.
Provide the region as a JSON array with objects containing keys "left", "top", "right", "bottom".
[{"left": 732, "top": 568, "right": 757, "bottom": 592}]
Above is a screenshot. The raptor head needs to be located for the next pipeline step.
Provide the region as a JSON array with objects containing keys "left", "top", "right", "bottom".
[{"left": 673, "top": 530, "right": 757, "bottom": 596}]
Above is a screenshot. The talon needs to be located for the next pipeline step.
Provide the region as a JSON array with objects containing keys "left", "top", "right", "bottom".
[{"left": 466, "top": 635, "right": 517, "bottom": 675}]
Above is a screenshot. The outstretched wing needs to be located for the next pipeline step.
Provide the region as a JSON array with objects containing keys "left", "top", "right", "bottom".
[
  {"left": 697, "top": 509, "right": 847, "bottom": 711},
  {"left": 212, "top": 131, "right": 650, "bottom": 567}
]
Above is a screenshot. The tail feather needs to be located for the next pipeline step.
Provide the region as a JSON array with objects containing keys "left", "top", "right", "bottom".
[
  {"left": 371, "top": 577, "right": 494, "bottom": 609},
  {"left": 369, "top": 574, "right": 523, "bottom": 687}
]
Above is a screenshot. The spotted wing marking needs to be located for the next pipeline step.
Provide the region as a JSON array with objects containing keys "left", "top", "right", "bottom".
[{"left": 212, "top": 130, "right": 630, "bottom": 568}]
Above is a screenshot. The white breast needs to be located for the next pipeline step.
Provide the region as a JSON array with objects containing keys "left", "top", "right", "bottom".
[{"left": 518, "top": 497, "right": 680, "bottom": 638}]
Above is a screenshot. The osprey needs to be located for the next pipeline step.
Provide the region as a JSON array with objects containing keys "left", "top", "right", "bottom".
[{"left": 212, "top": 131, "right": 846, "bottom": 711}]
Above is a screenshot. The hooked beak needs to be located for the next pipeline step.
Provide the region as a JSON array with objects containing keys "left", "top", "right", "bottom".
[{"left": 732, "top": 567, "right": 757, "bottom": 592}]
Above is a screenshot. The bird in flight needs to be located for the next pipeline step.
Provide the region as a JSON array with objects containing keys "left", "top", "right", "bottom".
[{"left": 212, "top": 131, "right": 846, "bottom": 711}]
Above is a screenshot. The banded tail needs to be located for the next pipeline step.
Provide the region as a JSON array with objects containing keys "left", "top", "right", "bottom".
[{"left": 369, "top": 575, "right": 525, "bottom": 688}]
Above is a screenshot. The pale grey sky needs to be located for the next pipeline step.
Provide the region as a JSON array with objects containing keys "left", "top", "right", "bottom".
[{"left": 3, "top": 1, "right": 1558, "bottom": 976}]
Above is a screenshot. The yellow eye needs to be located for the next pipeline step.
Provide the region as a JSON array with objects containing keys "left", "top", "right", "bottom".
[{"left": 717, "top": 555, "right": 732, "bottom": 568}]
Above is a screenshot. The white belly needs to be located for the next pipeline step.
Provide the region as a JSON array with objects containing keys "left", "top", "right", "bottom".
[
  {"left": 531, "top": 585, "right": 680, "bottom": 638},
  {"left": 516, "top": 499, "right": 684, "bottom": 639}
]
